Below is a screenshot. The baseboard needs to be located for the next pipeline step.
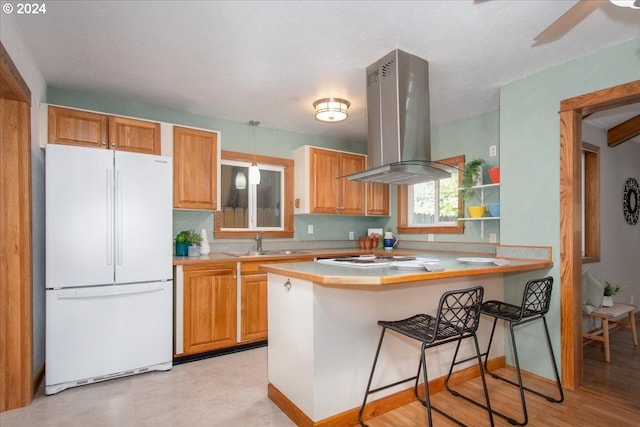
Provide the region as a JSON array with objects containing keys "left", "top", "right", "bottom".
[
  {"left": 173, "top": 340, "right": 267, "bottom": 365},
  {"left": 32, "top": 363, "right": 44, "bottom": 397},
  {"left": 268, "top": 356, "right": 506, "bottom": 427}
]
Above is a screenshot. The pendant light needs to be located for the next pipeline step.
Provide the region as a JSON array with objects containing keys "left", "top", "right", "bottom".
[
  {"left": 248, "top": 120, "right": 261, "bottom": 185},
  {"left": 235, "top": 171, "right": 246, "bottom": 189},
  {"left": 609, "top": 0, "right": 640, "bottom": 8}
]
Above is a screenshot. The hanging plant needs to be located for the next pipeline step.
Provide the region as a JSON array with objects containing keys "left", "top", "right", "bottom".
[{"left": 461, "top": 158, "right": 486, "bottom": 201}]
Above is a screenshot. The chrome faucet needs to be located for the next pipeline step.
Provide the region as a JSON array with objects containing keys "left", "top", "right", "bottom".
[{"left": 255, "top": 232, "right": 264, "bottom": 252}]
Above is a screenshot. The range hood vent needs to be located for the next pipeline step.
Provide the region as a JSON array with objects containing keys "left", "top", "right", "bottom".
[{"left": 347, "top": 49, "right": 456, "bottom": 185}]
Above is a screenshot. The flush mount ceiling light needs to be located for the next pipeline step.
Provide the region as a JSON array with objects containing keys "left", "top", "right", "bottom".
[
  {"left": 610, "top": 0, "right": 640, "bottom": 8},
  {"left": 313, "top": 98, "right": 350, "bottom": 122}
]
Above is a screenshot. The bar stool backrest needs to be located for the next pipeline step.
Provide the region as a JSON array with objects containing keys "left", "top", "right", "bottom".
[
  {"left": 520, "top": 276, "right": 554, "bottom": 319},
  {"left": 433, "top": 286, "right": 484, "bottom": 342}
]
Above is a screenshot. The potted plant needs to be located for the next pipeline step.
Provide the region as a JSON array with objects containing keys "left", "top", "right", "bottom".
[
  {"left": 602, "top": 281, "right": 625, "bottom": 307},
  {"left": 175, "top": 230, "right": 201, "bottom": 256},
  {"left": 461, "top": 158, "right": 486, "bottom": 217}
]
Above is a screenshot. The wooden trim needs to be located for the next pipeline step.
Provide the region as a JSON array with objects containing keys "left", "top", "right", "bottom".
[
  {"left": 559, "top": 80, "right": 640, "bottom": 115},
  {"left": 221, "top": 149, "right": 294, "bottom": 168},
  {"left": 268, "top": 383, "right": 315, "bottom": 427},
  {"left": 268, "top": 356, "right": 505, "bottom": 427},
  {"left": 0, "top": 98, "right": 33, "bottom": 411},
  {"left": 215, "top": 150, "right": 294, "bottom": 238},
  {"left": 0, "top": 41, "right": 30, "bottom": 102},
  {"left": 32, "top": 364, "right": 44, "bottom": 398},
  {"left": 559, "top": 79, "right": 640, "bottom": 391},
  {"left": 582, "top": 145, "right": 600, "bottom": 260},
  {"left": 608, "top": 113, "right": 640, "bottom": 147},
  {"left": 397, "top": 155, "right": 465, "bottom": 235}
]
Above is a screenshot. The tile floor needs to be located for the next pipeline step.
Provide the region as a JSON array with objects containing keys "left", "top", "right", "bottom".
[{"left": 1, "top": 347, "right": 295, "bottom": 427}]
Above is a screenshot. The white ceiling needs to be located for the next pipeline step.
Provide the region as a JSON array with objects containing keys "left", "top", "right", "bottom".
[{"left": 11, "top": 0, "right": 640, "bottom": 142}]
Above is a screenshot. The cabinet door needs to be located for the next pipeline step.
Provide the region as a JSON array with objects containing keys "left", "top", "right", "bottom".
[
  {"left": 309, "top": 147, "right": 340, "bottom": 214},
  {"left": 339, "top": 152, "right": 366, "bottom": 215},
  {"left": 367, "top": 182, "right": 389, "bottom": 216},
  {"left": 173, "top": 126, "right": 218, "bottom": 210},
  {"left": 48, "top": 106, "right": 108, "bottom": 148},
  {"left": 108, "top": 116, "right": 160, "bottom": 155},
  {"left": 240, "top": 274, "right": 268, "bottom": 342},
  {"left": 183, "top": 267, "right": 236, "bottom": 355}
]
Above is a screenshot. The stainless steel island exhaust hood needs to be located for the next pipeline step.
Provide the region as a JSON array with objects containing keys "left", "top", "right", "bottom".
[{"left": 347, "top": 49, "right": 457, "bottom": 185}]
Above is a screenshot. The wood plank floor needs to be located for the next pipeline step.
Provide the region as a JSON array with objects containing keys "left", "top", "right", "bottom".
[
  {"left": 364, "top": 366, "right": 640, "bottom": 426},
  {"left": 582, "top": 316, "right": 639, "bottom": 412},
  {"left": 365, "top": 320, "right": 640, "bottom": 427}
]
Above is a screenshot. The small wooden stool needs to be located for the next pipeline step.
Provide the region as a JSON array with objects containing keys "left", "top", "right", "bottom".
[{"left": 583, "top": 303, "right": 638, "bottom": 363}]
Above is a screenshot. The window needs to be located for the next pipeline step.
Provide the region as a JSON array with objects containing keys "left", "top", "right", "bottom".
[
  {"left": 215, "top": 150, "right": 294, "bottom": 238},
  {"left": 582, "top": 142, "right": 600, "bottom": 262},
  {"left": 398, "top": 155, "right": 465, "bottom": 234}
]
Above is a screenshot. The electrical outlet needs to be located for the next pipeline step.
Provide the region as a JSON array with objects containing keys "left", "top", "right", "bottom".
[
  {"left": 349, "top": 231, "right": 354, "bottom": 240},
  {"left": 427, "top": 234, "right": 434, "bottom": 242},
  {"left": 308, "top": 224, "right": 314, "bottom": 234},
  {"left": 631, "top": 295, "right": 635, "bottom": 305},
  {"left": 489, "top": 145, "right": 497, "bottom": 157},
  {"left": 489, "top": 233, "right": 497, "bottom": 243}
]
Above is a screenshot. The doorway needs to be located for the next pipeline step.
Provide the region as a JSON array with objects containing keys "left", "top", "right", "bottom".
[
  {"left": 559, "top": 79, "right": 640, "bottom": 391},
  {"left": 0, "top": 41, "right": 33, "bottom": 411}
]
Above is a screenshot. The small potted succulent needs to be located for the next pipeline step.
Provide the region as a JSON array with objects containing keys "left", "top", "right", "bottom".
[{"left": 602, "top": 281, "right": 625, "bottom": 307}]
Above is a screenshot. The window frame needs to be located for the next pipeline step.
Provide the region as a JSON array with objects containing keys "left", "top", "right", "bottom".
[
  {"left": 582, "top": 142, "right": 600, "bottom": 263},
  {"left": 214, "top": 150, "right": 294, "bottom": 239},
  {"left": 397, "top": 155, "right": 465, "bottom": 235}
]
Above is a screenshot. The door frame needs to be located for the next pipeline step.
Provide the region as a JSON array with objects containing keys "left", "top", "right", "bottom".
[
  {"left": 559, "top": 79, "right": 640, "bottom": 390},
  {"left": 0, "top": 41, "right": 33, "bottom": 410}
]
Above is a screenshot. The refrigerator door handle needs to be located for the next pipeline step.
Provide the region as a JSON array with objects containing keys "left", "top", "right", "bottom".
[
  {"left": 55, "top": 283, "right": 166, "bottom": 300},
  {"left": 106, "top": 168, "right": 113, "bottom": 266},
  {"left": 116, "top": 168, "right": 124, "bottom": 266}
]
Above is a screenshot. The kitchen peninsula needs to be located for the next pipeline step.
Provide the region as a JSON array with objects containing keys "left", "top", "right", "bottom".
[{"left": 261, "top": 247, "right": 553, "bottom": 427}]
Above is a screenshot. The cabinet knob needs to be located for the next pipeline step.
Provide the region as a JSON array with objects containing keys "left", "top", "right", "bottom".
[
  {"left": 101, "top": 141, "right": 107, "bottom": 146},
  {"left": 283, "top": 279, "right": 291, "bottom": 292},
  {"left": 111, "top": 142, "right": 116, "bottom": 147}
]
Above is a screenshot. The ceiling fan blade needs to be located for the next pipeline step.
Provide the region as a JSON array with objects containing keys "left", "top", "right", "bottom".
[{"left": 533, "top": 0, "right": 602, "bottom": 45}]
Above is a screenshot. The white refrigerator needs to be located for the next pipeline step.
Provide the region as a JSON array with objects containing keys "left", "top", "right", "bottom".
[{"left": 45, "top": 144, "right": 173, "bottom": 395}]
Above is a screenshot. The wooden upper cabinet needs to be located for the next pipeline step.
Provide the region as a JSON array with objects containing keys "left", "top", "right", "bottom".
[
  {"left": 309, "top": 147, "right": 341, "bottom": 214},
  {"left": 338, "top": 152, "right": 366, "bottom": 215},
  {"left": 295, "top": 146, "right": 366, "bottom": 215},
  {"left": 173, "top": 126, "right": 219, "bottom": 210},
  {"left": 48, "top": 106, "right": 160, "bottom": 155},
  {"left": 108, "top": 116, "right": 160, "bottom": 154},
  {"left": 48, "top": 106, "right": 108, "bottom": 149},
  {"left": 367, "top": 182, "right": 390, "bottom": 216}
]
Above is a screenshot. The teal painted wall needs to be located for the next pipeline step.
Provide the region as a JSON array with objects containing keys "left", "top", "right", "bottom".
[
  {"left": 391, "top": 109, "right": 501, "bottom": 243},
  {"left": 499, "top": 38, "right": 640, "bottom": 379},
  {"left": 47, "top": 87, "right": 389, "bottom": 243}
]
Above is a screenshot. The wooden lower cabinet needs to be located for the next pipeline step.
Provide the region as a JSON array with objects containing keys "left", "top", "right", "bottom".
[
  {"left": 183, "top": 264, "right": 237, "bottom": 355},
  {"left": 240, "top": 274, "right": 268, "bottom": 342}
]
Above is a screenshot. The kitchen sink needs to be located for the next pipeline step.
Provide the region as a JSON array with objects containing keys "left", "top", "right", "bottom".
[{"left": 225, "top": 250, "right": 309, "bottom": 257}]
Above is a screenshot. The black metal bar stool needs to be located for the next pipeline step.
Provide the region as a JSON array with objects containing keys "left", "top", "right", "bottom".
[
  {"left": 447, "top": 276, "right": 564, "bottom": 426},
  {"left": 358, "top": 286, "right": 494, "bottom": 427}
]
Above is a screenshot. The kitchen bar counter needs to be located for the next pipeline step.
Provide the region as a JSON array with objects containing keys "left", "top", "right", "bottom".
[
  {"left": 259, "top": 251, "right": 552, "bottom": 286},
  {"left": 264, "top": 247, "right": 553, "bottom": 426}
]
